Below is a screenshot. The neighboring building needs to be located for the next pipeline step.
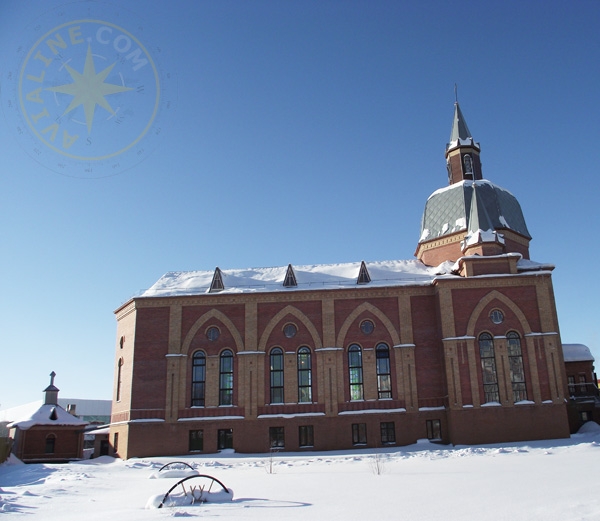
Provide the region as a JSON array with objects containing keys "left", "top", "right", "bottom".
[
  {"left": 111, "top": 103, "right": 572, "bottom": 459},
  {"left": 563, "top": 343, "right": 600, "bottom": 431},
  {"left": 0, "top": 398, "right": 111, "bottom": 432},
  {"left": 7, "top": 373, "right": 89, "bottom": 463}
]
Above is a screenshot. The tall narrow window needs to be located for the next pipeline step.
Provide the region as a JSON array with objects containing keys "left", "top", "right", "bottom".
[
  {"left": 376, "top": 343, "right": 392, "bottom": 399},
  {"left": 479, "top": 333, "right": 499, "bottom": 403},
  {"left": 568, "top": 375, "right": 576, "bottom": 395},
  {"left": 348, "top": 344, "right": 364, "bottom": 401},
  {"left": 219, "top": 349, "right": 234, "bottom": 406},
  {"left": 507, "top": 332, "right": 527, "bottom": 402},
  {"left": 270, "top": 348, "right": 284, "bottom": 404},
  {"left": 116, "top": 358, "right": 123, "bottom": 402},
  {"left": 45, "top": 434, "right": 56, "bottom": 454},
  {"left": 192, "top": 351, "right": 206, "bottom": 406},
  {"left": 298, "top": 347, "right": 312, "bottom": 403}
]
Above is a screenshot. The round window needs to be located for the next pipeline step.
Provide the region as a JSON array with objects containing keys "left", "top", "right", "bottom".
[
  {"left": 490, "top": 309, "right": 504, "bottom": 324},
  {"left": 283, "top": 323, "right": 297, "bottom": 338},
  {"left": 360, "top": 320, "right": 375, "bottom": 335},
  {"left": 206, "top": 326, "right": 220, "bottom": 341}
]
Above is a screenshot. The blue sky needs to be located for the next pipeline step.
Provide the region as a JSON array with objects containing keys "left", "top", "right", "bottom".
[{"left": 0, "top": 0, "right": 599, "bottom": 409}]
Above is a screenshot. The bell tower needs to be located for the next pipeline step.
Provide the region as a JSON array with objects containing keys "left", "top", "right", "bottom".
[{"left": 446, "top": 102, "right": 483, "bottom": 184}]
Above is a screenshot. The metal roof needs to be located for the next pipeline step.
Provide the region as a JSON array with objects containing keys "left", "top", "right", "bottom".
[{"left": 419, "top": 180, "right": 531, "bottom": 243}]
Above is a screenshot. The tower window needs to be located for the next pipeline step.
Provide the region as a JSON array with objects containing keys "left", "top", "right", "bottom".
[{"left": 463, "top": 154, "right": 473, "bottom": 179}]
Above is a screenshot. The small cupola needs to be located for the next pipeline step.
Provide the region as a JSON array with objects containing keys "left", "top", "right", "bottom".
[{"left": 44, "top": 371, "right": 60, "bottom": 406}]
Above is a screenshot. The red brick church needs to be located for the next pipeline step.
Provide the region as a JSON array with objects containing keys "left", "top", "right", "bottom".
[{"left": 111, "top": 103, "right": 571, "bottom": 458}]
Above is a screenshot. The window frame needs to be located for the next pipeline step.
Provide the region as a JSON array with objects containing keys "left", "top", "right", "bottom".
[
  {"left": 479, "top": 333, "right": 500, "bottom": 403},
  {"left": 426, "top": 419, "right": 442, "bottom": 441},
  {"left": 507, "top": 331, "right": 527, "bottom": 402},
  {"left": 270, "top": 347, "right": 284, "bottom": 404},
  {"left": 219, "top": 349, "right": 234, "bottom": 406},
  {"left": 45, "top": 434, "right": 56, "bottom": 454},
  {"left": 297, "top": 346, "right": 312, "bottom": 403},
  {"left": 189, "top": 429, "right": 204, "bottom": 452},
  {"left": 217, "top": 428, "right": 233, "bottom": 450},
  {"left": 299, "top": 425, "right": 314, "bottom": 448},
  {"left": 380, "top": 421, "right": 396, "bottom": 445},
  {"left": 269, "top": 426, "right": 285, "bottom": 449},
  {"left": 348, "top": 344, "right": 364, "bottom": 401},
  {"left": 191, "top": 350, "right": 206, "bottom": 407},
  {"left": 352, "top": 423, "right": 367, "bottom": 445},
  {"left": 376, "top": 343, "right": 392, "bottom": 399},
  {"left": 116, "top": 358, "right": 123, "bottom": 402}
]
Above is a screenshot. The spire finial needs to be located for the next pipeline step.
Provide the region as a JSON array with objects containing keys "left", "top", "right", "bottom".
[
  {"left": 454, "top": 83, "right": 458, "bottom": 104},
  {"left": 49, "top": 371, "right": 56, "bottom": 386}
]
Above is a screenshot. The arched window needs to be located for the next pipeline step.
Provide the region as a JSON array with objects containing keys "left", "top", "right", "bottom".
[
  {"left": 191, "top": 351, "right": 206, "bottom": 406},
  {"left": 507, "top": 332, "right": 527, "bottom": 402},
  {"left": 116, "top": 358, "right": 123, "bottom": 402},
  {"left": 45, "top": 434, "right": 56, "bottom": 454},
  {"left": 348, "top": 344, "right": 364, "bottom": 401},
  {"left": 479, "top": 333, "right": 499, "bottom": 403},
  {"left": 219, "top": 349, "right": 234, "bottom": 406},
  {"left": 270, "top": 348, "right": 284, "bottom": 404},
  {"left": 376, "top": 343, "right": 392, "bottom": 399},
  {"left": 298, "top": 347, "right": 312, "bottom": 403}
]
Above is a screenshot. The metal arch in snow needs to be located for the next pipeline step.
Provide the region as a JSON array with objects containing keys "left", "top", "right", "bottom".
[
  {"left": 158, "top": 461, "right": 196, "bottom": 472},
  {"left": 157, "top": 474, "right": 230, "bottom": 509}
]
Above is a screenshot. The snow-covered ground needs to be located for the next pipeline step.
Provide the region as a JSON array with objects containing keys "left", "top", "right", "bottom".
[{"left": 2, "top": 424, "right": 600, "bottom": 520}]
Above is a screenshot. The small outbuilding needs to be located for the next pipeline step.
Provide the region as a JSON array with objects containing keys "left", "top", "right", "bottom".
[
  {"left": 563, "top": 344, "right": 600, "bottom": 432},
  {"left": 8, "top": 372, "right": 88, "bottom": 463}
]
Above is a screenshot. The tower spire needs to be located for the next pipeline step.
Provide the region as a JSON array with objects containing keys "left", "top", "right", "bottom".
[{"left": 445, "top": 101, "right": 482, "bottom": 185}]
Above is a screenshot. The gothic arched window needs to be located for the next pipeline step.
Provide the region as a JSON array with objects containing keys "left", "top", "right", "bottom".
[
  {"left": 219, "top": 350, "right": 234, "bottom": 406},
  {"left": 191, "top": 351, "right": 206, "bottom": 407},
  {"left": 348, "top": 344, "right": 364, "bottom": 401},
  {"left": 479, "top": 333, "right": 499, "bottom": 403},
  {"left": 507, "top": 332, "right": 527, "bottom": 402},
  {"left": 376, "top": 343, "right": 392, "bottom": 399},
  {"left": 298, "top": 347, "right": 312, "bottom": 403},
  {"left": 270, "top": 347, "right": 284, "bottom": 404}
]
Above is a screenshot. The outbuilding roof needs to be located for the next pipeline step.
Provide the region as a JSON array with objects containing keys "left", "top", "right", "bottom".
[{"left": 562, "top": 343, "right": 595, "bottom": 362}]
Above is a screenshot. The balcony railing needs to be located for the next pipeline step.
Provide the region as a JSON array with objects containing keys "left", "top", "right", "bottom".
[{"left": 568, "top": 382, "right": 600, "bottom": 400}]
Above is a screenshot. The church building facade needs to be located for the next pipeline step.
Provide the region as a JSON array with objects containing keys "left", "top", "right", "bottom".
[{"left": 111, "top": 104, "right": 570, "bottom": 458}]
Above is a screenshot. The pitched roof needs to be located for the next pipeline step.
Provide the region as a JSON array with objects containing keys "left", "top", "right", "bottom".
[
  {"left": 139, "top": 260, "right": 454, "bottom": 298},
  {"left": 7, "top": 403, "right": 88, "bottom": 430}
]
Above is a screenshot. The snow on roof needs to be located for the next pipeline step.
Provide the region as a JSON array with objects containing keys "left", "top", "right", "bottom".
[
  {"left": 0, "top": 398, "right": 111, "bottom": 423},
  {"left": 7, "top": 403, "right": 89, "bottom": 430},
  {"left": 563, "top": 344, "right": 595, "bottom": 362},
  {"left": 140, "top": 260, "right": 455, "bottom": 298}
]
